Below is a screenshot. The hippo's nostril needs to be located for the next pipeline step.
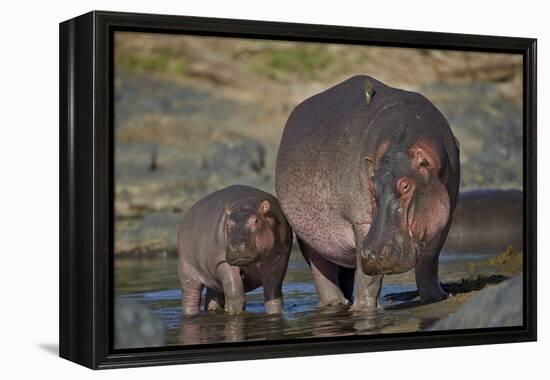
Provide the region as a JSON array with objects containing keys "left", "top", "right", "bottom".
[
  {"left": 230, "top": 245, "right": 237, "bottom": 252},
  {"left": 240, "top": 242, "right": 246, "bottom": 250}
]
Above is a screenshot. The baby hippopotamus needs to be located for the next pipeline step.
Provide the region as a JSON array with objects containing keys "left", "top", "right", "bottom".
[{"left": 178, "top": 185, "right": 293, "bottom": 315}]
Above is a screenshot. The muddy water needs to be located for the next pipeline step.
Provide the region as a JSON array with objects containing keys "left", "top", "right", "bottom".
[{"left": 115, "top": 248, "right": 517, "bottom": 346}]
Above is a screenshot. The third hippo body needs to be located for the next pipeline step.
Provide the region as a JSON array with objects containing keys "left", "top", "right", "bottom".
[
  {"left": 275, "top": 75, "right": 460, "bottom": 309},
  {"left": 178, "top": 185, "right": 292, "bottom": 315}
]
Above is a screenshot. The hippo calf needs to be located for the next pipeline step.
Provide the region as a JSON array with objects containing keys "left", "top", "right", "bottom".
[
  {"left": 276, "top": 75, "right": 460, "bottom": 310},
  {"left": 178, "top": 185, "right": 292, "bottom": 315}
]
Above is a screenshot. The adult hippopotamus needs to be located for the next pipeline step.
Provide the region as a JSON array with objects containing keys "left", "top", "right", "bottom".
[
  {"left": 178, "top": 185, "right": 292, "bottom": 315},
  {"left": 443, "top": 189, "right": 523, "bottom": 253},
  {"left": 275, "top": 75, "right": 460, "bottom": 310}
]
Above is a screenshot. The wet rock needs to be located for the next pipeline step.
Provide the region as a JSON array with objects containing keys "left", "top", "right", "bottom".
[
  {"left": 467, "top": 246, "right": 523, "bottom": 277},
  {"left": 205, "top": 138, "right": 266, "bottom": 176},
  {"left": 428, "top": 274, "right": 522, "bottom": 330},
  {"left": 421, "top": 82, "right": 522, "bottom": 190},
  {"left": 115, "top": 71, "right": 238, "bottom": 129},
  {"left": 115, "top": 211, "right": 182, "bottom": 256},
  {"left": 115, "top": 299, "right": 167, "bottom": 348},
  {"left": 444, "top": 189, "right": 523, "bottom": 252}
]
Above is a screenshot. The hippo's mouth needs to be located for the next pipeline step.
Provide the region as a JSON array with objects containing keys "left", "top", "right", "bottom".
[
  {"left": 361, "top": 239, "right": 418, "bottom": 275},
  {"left": 226, "top": 256, "right": 256, "bottom": 267}
]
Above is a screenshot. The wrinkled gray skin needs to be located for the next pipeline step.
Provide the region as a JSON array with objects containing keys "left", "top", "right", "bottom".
[
  {"left": 276, "top": 75, "right": 460, "bottom": 310},
  {"left": 178, "top": 185, "right": 292, "bottom": 315}
]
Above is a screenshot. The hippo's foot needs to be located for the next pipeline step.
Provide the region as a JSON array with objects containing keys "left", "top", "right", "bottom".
[
  {"left": 265, "top": 298, "right": 283, "bottom": 315},
  {"left": 349, "top": 302, "right": 378, "bottom": 313},
  {"left": 182, "top": 307, "right": 201, "bottom": 316},
  {"left": 418, "top": 285, "right": 447, "bottom": 302},
  {"left": 318, "top": 296, "right": 351, "bottom": 308},
  {"left": 352, "top": 265, "right": 383, "bottom": 312},
  {"left": 415, "top": 256, "right": 447, "bottom": 302},
  {"left": 224, "top": 295, "right": 246, "bottom": 315}
]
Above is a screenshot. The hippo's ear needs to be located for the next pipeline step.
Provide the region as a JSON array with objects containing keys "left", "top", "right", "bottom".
[
  {"left": 413, "top": 149, "right": 431, "bottom": 169},
  {"left": 224, "top": 205, "right": 232, "bottom": 216},
  {"left": 259, "top": 200, "right": 271, "bottom": 214},
  {"left": 411, "top": 144, "right": 441, "bottom": 175}
]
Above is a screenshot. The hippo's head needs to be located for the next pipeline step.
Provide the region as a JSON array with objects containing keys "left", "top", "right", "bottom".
[
  {"left": 224, "top": 200, "right": 276, "bottom": 266},
  {"left": 361, "top": 140, "right": 451, "bottom": 275}
]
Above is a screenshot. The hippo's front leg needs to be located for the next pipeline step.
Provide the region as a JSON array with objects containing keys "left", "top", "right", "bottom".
[
  {"left": 351, "top": 224, "right": 383, "bottom": 311},
  {"left": 415, "top": 223, "right": 450, "bottom": 301},
  {"left": 262, "top": 267, "right": 285, "bottom": 315},
  {"left": 217, "top": 262, "right": 246, "bottom": 314},
  {"left": 352, "top": 259, "right": 383, "bottom": 311},
  {"left": 263, "top": 284, "right": 283, "bottom": 315},
  {"left": 415, "top": 254, "right": 446, "bottom": 301}
]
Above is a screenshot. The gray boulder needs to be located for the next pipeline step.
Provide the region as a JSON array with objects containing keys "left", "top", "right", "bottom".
[
  {"left": 429, "top": 274, "right": 523, "bottom": 330},
  {"left": 206, "top": 138, "right": 266, "bottom": 176},
  {"left": 115, "top": 299, "right": 167, "bottom": 349}
]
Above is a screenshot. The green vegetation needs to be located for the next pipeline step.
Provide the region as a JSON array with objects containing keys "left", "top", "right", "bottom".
[
  {"left": 468, "top": 245, "right": 523, "bottom": 276},
  {"left": 116, "top": 48, "right": 187, "bottom": 78},
  {"left": 250, "top": 45, "right": 334, "bottom": 80}
]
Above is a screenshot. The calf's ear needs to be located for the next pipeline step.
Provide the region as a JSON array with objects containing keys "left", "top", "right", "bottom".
[{"left": 259, "top": 200, "right": 271, "bottom": 214}]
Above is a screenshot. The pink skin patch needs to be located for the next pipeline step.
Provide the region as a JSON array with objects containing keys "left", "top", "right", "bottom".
[
  {"left": 254, "top": 216, "right": 276, "bottom": 254},
  {"left": 406, "top": 141, "right": 450, "bottom": 243},
  {"left": 408, "top": 182, "right": 450, "bottom": 243}
]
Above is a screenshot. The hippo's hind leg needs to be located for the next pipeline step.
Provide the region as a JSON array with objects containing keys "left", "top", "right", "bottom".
[
  {"left": 180, "top": 276, "right": 204, "bottom": 316},
  {"left": 217, "top": 262, "right": 246, "bottom": 314},
  {"left": 205, "top": 288, "right": 225, "bottom": 311},
  {"left": 298, "top": 237, "right": 350, "bottom": 307},
  {"left": 338, "top": 267, "right": 355, "bottom": 303}
]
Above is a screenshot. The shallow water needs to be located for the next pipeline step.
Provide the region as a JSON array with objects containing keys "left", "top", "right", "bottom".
[{"left": 115, "top": 249, "right": 506, "bottom": 346}]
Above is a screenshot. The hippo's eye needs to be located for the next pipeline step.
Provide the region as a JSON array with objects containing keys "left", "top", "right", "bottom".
[{"left": 397, "top": 177, "right": 414, "bottom": 195}]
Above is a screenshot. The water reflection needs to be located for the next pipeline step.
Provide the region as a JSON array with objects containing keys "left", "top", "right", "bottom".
[
  {"left": 115, "top": 250, "right": 509, "bottom": 347},
  {"left": 178, "top": 313, "right": 285, "bottom": 344}
]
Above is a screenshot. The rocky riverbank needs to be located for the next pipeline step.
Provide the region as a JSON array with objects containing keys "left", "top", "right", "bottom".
[{"left": 114, "top": 33, "right": 523, "bottom": 256}]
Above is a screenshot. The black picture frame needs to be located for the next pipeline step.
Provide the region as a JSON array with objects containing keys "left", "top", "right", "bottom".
[{"left": 59, "top": 10, "right": 537, "bottom": 370}]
